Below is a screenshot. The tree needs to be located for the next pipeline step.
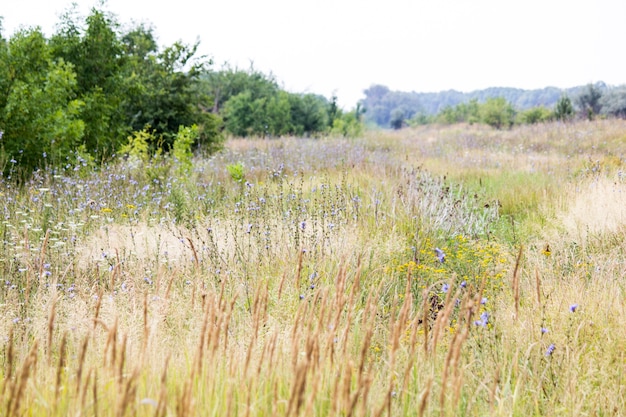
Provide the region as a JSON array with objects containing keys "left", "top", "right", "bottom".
[
  {"left": 575, "top": 83, "right": 603, "bottom": 120},
  {"left": 554, "top": 95, "right": 574, "bottom": 121},
  {"left": 389, "top": 108, "right": 405, "bottom": 129},
  {"left": 517, "top": 106, "right": 553, "bottom": 124},
  {"left": 0, "top": 28, "right": 84, "bottom": 174},
  {"left": 480, "top": 97, "right": 515, "bottom": 129},
  {"left": 51, "top": 6, "right": 127, "bottom": 157},
  {"left": 200, "top": 64, "right": 280, "bottom": 114},
  {"left": 288, "top": 93, "right": 328, "bottom": 136},
  {"left": 600, "top": 86, "right": 626, "bottom": 118},
  {"left": 51, "top": 5, "right": 222, "bottom": 155}
]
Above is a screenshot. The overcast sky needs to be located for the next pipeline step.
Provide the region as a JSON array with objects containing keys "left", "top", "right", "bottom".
[{"left": 2, "top": 0, "right": 626, "bottom": 108}]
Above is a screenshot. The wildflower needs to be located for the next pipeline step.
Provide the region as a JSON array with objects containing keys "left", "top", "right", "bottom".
[
  {"left": 543, "top": 244, "right": 551, "bottom": 256},
  {"left": 541, "top": 327, "right": 549, "bottom": 334},
  {"left": 545, "top": 343, "right": 556, "bottom": 356},
  {"left": 481, "top": 297, "right": 488, "bottom": 305},
  {"left": 434, "top": 247, "right": 445, "bottom": 263},
  {"left": 474, "top": 311, "right": 489, "bottom": 327},
  {"left": 460, "top": 281, "right": 467, "bottom": 288},
  {"left": 569, "top": 304, "right": 578, "bottom": 313},
  {"left": 442, "top": 283, "right": 449, "bottom": 293}
]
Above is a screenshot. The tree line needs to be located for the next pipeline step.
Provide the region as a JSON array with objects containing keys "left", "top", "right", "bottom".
[
  {"left": 362, "top": 82, "right": 626, "bottom": 129},
  {"left": 0, "top": 6, "right": 363, "bottom": 177}
]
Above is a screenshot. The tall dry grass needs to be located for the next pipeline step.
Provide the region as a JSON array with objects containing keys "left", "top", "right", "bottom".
[{"left": 1, "top": 119, "right": 626, "bottom": 415}]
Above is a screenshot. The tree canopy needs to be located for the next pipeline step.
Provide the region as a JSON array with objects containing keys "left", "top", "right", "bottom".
[
  {"left": 0, "top": 7, "right": 364, "bottom": 178},
  {"left": 0, "top": 5, "right": 224, "bottom": 177}
]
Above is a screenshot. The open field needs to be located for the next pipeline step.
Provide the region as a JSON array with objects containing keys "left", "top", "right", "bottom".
[{"left": 2, "top": 119, "right": 626, "bottom": 416}]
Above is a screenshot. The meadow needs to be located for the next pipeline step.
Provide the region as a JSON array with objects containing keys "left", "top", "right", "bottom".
[{"left": 1, "top": 119, "right": 626, "bottom": 416}]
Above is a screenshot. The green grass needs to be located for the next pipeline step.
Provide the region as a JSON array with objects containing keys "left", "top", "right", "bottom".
[{"left": 1, "top": 119, "right": 626, "bottom": 415}]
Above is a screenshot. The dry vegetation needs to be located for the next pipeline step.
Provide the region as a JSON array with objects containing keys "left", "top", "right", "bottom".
[{"left": 1, "top": 119, "right": 626, "bottom": 416}]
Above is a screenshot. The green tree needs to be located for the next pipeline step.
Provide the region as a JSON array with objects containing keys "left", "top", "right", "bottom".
[
  {"left": 389, "top": 108, "right": 405, "bottom": 129},
  {"left": 288, "top": 93, "right": 328, "bottom": 136},
  {"left": 554, "top": 95, "right": 574, "bottom": 121},
  {"left": 51, "top": 6, "right": 222, "bottom": 155},
  {"left": 600, "top": 86, "right": 626, "bottom": 118},
  {"left": 480, "top": 97, "right": 515, "bottom": 129},
  {"left": 0, "top": 28, "right": 84, "bottom": 175},
  {"left": 331, "top": 110, "right": 364, "bottom": 137},
  {"left": 201, "top": 64, "right": 280, "bottom": 114},
  {"left": 575, "top": 83, "right": 603, "bottom": 120},
  {"left": 50, "top": 6, "right": 126, "bottom": 157},
  {"left": 517, "top": 106, "right": 553, "bottom": 124}
]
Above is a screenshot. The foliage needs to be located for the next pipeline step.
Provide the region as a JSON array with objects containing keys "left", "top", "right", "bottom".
[
  {"left": 331, "top": 110, "right": 364, "bottom": 137},
  {"left": 0, "top": 5, "right": 223, "bottom": 178},
  {"left": 226, "top": 161, "right": 246, "bottom": 182},
  {"left": 600, "top": 86, "right": 626, "bottom": 118},
  {"left": 118, "top": 127, "right": 154, "bottom": 164},
  {"left": 287, "top": 93, "right": 329, "bottom": 136},
  {"left": 479, "top": 97, "right": 516, "bottom": 129},
  {"left": 554, "top": 95, "right": 574, "bottom": 121},
  {"left": 575, "top": 83, "right": 603, "bottom": 120},
  {"left": 172, "top": 124, "right": 198, "bottom": 174},
  {"left": 206, "top": 65, "right": 344, "bottom": 137},
  {"left": 0, "top": 28, "right": 85, "bottom": 175},
  {"left": 517, "top": 106, "right": 553, "bottom": 124},
  {"left": 435, "top": 99, "right": 481, "bottom": 125},
  {"left": 360, "top": 82, "right": 611, "bottom": 128},
  {"left": 389, "top": 108, "right": 405, "bottom": 129}
]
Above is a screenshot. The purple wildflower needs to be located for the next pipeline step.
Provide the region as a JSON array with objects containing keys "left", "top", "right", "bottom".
[
  {"left": 545, "top": 343, "right": 556, "bottom": 356},
  {"left": 434, "top": 248, "right": 445, "bottom": 263},
  {"left": 474, "top": 311, "right": 489, "bottom": 327}
]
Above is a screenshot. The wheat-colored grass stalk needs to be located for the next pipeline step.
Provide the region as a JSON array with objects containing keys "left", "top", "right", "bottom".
[
  {"left": 54, "top": 331, "right": 68, "bottom": 409},
  {"left": 47, "top": 297, "right": 57, "bottom": 365},
  {"left": 512, "top": 246, "right": 523, "bottom": 320}
]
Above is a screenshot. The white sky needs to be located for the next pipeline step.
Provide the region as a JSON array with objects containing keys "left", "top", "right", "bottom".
[{"left": 2, "top": 0, "right": 626, "bottom": 109}]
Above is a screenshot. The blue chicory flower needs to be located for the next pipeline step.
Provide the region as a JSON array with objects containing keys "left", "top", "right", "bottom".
[{"left": 434, "top": 248, "right": 445, "bottom": 263}]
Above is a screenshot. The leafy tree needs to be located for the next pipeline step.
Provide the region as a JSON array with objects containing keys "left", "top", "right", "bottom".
[
  {"left": 554, "top": 95, "right": 574, "bottom": 121},
  {"left": 50, "top": 6, "right": 222, "bottom": 155},
  {"left": 517, "top": 106, "right": 553, "bottom": 124},
  {"left": 575, "top": 83, "right": 603, "bottom": 120},
  {"left": 390, "top": 108, "right": 405, "bottom": 129},
  {"left": 331, "top": 110, "right": 364, "bottom": 138},
  {"left": 0, "top": 28, "right": 84, "bottom": 175},
  {"left": 201, "top": 64, "right": 280, "bottom": 114},
  {"left": 327, "top": 95, "right": 340, "bottom": 128},
  {"left": 51, "top": 7, "right": 128, "bottom": 157},
  {"left": 480, "top": 97, "right": 515, "bottom": 129},
  {"left": 408, "top": 113, "right": 433, "bottom": 126},
  {"left": 288, "top": 93, "right": 328, "bottom": 136},
  {"left": 600, "top": 86, "right": 626, "bottom": 118}
]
